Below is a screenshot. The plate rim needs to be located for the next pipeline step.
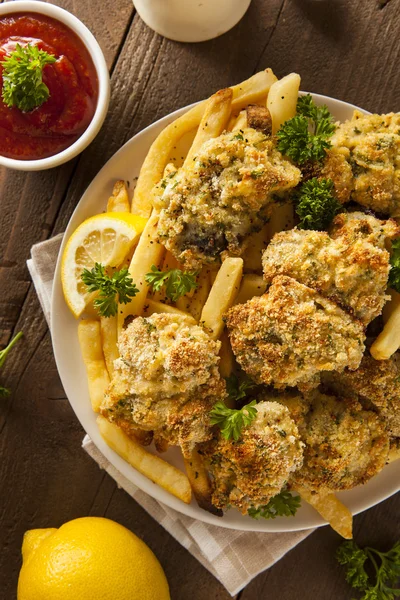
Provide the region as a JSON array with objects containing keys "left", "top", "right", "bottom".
[{"left": 50, "top": 91, "right": 400, "bottom": 532}]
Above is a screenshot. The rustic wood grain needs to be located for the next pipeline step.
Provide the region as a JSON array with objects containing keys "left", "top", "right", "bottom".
[
  {"left": 0, "top": 0, "right": 134, "bottom": 346},
  {"left": 1, "top": 0, "right": 400, "bottom": 598}
]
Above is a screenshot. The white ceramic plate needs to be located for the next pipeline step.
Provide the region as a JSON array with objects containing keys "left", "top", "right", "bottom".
[{"left": 51, "top": 93, "right": 400, "bottom": 531}]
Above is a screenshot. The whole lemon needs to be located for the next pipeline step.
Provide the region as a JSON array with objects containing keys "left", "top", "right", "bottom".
[{"left": 17, "top": 517, "right": 170, "bottom": 600}]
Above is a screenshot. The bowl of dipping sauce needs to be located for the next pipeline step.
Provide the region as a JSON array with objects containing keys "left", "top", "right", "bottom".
[{"left": 0, "top": 2, "right": 110, "bottom": 170}]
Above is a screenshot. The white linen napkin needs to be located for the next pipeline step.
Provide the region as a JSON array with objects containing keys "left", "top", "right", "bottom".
[{"left": 27, "top": 234, "right": 313, "bottom": 596}]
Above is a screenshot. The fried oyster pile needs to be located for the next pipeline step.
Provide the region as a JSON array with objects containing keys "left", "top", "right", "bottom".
[{"left": 100, "top": 108, "right": 400, "bottom": 519}]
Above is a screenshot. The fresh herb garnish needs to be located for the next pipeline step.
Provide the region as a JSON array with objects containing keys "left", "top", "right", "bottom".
[
  {"left": 0, "top": 331, "right": 23, "bottom": 397},
  {"left": 389, "top": 239, "right": 400, "bottom": 293},
  {"left": 81, "top": 263, "right": 139, "bottom": 318},
  {"left": 1, "top": 43, "right": 56, "bottom": 112},
  {"left": 210, "top": 400, "right": 257, "bottom": 441},
  {"left": 337, "top": 540, "right": 400, "bottom": 600},
  {"left": 248, "top": 491, "right": 301, "bottom": 520},
  {"left": 277, "top": 94, "right": 336, "bottom": 164},
  {"left": 225, "top": 373, "right": 257, "bottom": 403},
  {"left": 145, "top": 265, "right": 198, "bottom": 302},
  {"left": 296, "top": 177, "right": 341, "bottom": 230}
]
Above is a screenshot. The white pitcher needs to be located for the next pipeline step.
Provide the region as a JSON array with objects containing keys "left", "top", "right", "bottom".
[{"left": 133, "top": 0, "right": 252, "bottom": 43}]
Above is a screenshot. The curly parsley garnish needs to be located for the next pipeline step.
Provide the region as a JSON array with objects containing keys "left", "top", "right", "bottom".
[
  {"left": 81, "top": 263, "right": 139, "bottom": 318},
  {"left": 277, "top": 94, "right": 336, "bottom": 164},
  {"left": 389, "top": 239, "right": 400, "bottom": 293},
  {"left": 0, "top": 332, "right": 23, "bottom": 397},
  {"left": 248, "top": 491, "right": 301, "bottom": 520},
  {"left": 337, "top": 540, "right": 400, "bottom": 600},
  {"left": 145, "top": 265, "right": 198, "bottom": 302},
  {"left": 1, "top": 43, "right": 56, "bottom": 112},
  {"left": 210, "top": 400, "right": 257, "bottom": 441},
  {"left": 225, "top": 373, "right": 257, "bottom": 403},
  {"left": 295, "top": 177, "right": 342, "bottom": 230}
]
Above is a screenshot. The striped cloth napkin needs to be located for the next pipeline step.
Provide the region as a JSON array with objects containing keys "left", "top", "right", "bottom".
[{"left": 27, "top": 234, "right": 313, "bottom": 596}]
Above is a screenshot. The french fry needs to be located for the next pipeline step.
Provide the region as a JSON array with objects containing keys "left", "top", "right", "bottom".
[
  {"left": 100, "top": 316, "right": 119, "bottom": 377},
  {"left": 218, "top": 331, "right": 235, "bottom": 380},
  {"left": 143, "top": 299, "right": 196, "bottom": 323},
  {"left": 132, "top": 69, "right": 277, "bottom": 217},
  {"left": 184, "top": 449, "right": 222, "bottom": 516},
  {"left": 370, "top": 292, "right": 400, "bottom": 360},
  {"left": 243, "top": 223, "right": 270, "bottom": 272},
  {"left": 267, "top": 201, "right": 295, "bottom": 238},
  {"left": 117, "top": 213, "right": 164, "bottom": 333},
  {"left": 231, "top": 109, "right": 247, "bottom": 131},
  {"left": 183, "top": 88, "right": 232, "bottom": 168},
  {"left": 201, "top": 257, "right": 243, "bottom": 340},
  {"left": 235, "top": 274, "right": 267, "bottom": 305},
  {"left": 267, "top": 72, "right": 301, "bottom": 133},
  {"left": 97, "top": 416, "right": 192, "bottom": 504},
  {"left": 78, "top": 320, "right": 110, "bottom": 412},
  {"left": 297, "top": 487, "right": 353, "bottom": 539},
  {"left": 188, "top": 269, "right": 210, "bottom": 321},
  {"left": 107, "top": 180, "right": 130, "bottom": 213}
]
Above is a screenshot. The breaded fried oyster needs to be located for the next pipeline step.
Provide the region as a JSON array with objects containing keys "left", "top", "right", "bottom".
[
  {"left": 155, "top": 128, "right": 301, "bottom": 270},
  {"left": 226, "top": 276, "right": 365, "bottom": 391},
  {"left": 201, "top": 401, "right": 304, "bottom": 514},
  {"left": 331, "top": 111, "right": 400, "bottom": 216},
  {"left": 262, "top": 212, "right": 399, "bottom": 325},
  {"left": 322, "top": 353, "right": 400, "bottom": 437},
  {"left": 286, "top": 391, "right": 389, "bottom": 494},
  {"left": 100, "top": 313, "right": 226, "bottom": 456}
]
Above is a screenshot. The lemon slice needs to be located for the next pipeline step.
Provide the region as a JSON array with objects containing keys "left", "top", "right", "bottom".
[{"left": 61, "top": 212, "right": 147, "bottom": 318}]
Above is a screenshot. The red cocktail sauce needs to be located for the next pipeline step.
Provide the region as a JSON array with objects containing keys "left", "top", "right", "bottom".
[{"left": 0, "top": 13, "right": 99, "bottom": 160}]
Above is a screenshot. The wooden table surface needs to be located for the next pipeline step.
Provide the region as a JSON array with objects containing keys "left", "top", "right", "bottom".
[{"left": 1, "top": 0, "right": 400, "bottom": 598}]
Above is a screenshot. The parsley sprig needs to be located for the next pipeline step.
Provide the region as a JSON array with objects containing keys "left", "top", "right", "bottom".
[
  {"left": 145, "top": 265, "right": 198, "bottom": 302},
  {"left": 225, "top": 373, "right": 257, "bottom": 403},
  {"left": 337, "top": 540, "right": 400, "bottom": 600},
  {"left": 0, "top": 332, "right": 23, "bottom": 397},
  {"left": 296, "top": 177, "right": 342, "bottom": 230},
  {"left": 248, "top": 491, "right": 301, "bottom": 520},
  {"left": 210, "top": 400, "right": 257, "bottom": 441},
  {"left": 81, "top": 263, "right": 139, "bottom": 318},
  {"left": 1, "top": 43, "right": 56, "bottom": 112},
  {"left": 277, "top": 94, "right": 336, "bottom": 164},
  {"left": 389, "top": 239, "right": 400, "bottom": 293}
]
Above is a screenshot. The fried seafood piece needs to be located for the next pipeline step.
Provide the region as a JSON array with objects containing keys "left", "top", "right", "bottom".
[
  {"left": 285, "top": 391, "right": 390, "bottom": 494},
  {"left": 330, "top": 111, "right": 400, "bottom": 216},
  {"left": 225, "top": 276, "right": 365, "bottom": 391},
  {"left": 322, "top": 353, "right": 400, "bottom": 437},
  {"left": 100, "top": 313, "right": 226, "bottom": 457},
  {"left": 262, "top": 212, "right": 399, "bottom": 325},
  {"left": 319, "top": 147, "right": 354, "bottom": 204},
  {"left": 200, "top": 400, "right": 304, "bottom": 514},
  {"left": 155, "top": 128, "right": 301, "bottom": 270}
]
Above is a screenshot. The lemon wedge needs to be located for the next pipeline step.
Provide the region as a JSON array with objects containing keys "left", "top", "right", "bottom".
[{"left": 61, "top": 213, "right": 147, "bottom": 318}]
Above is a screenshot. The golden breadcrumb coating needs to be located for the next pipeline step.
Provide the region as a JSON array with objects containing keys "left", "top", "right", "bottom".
[
  {"left": 201, "top": 400, "right": 304, "bottom": 513},
  {"left": 322, "top": 353, "right": 400, "bottom": 437},
  {"left": 262, "top": 212, "right": 399, "bottom": 325},
  {"left": 320, "top": 147, "right": 353, "bottom": 204},
  {"left": 155, "top": 128, "right": 301, "bottom": 269},
  {"left": 287, "top": 391, "right": 389, "bottom": 494},
  {"left": 226, "top": 276, "right": 365, "bottom": 391},
  {"left": 331, "top": 111, "right": 400, "bottom": 216},
  {"left": 100, "top": 313, "right": 226, "bottom": 456}
]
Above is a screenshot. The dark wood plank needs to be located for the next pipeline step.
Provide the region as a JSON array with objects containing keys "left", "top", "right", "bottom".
[
  {"left": 0, "top": 0, "right": 133, "bottom": 345},
  {"left": 241, "top": 494, "right": 400, "bottom": 600}
]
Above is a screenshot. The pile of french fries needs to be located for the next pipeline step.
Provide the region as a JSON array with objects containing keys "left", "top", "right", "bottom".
[{"left": 76, "top": 69, "right": 400, "bottom": 539}]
